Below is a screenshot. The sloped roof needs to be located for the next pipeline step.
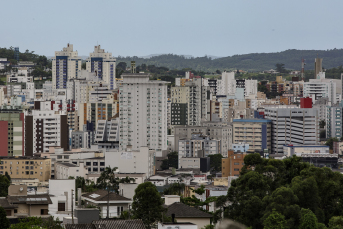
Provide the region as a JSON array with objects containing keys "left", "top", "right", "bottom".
[
  {"left": 166, "top": 202, "right": 213, "bottom": 218},
  {"left": 82, "top": 190, "right": 131, "bottom": 202},
  {"left": 65, "top": 219, "right": 145, "bottom": 229},
  {"left": 93, "top": 219, "right": 145, "bottom": 229},
  {"left": 0, "top": 198, "right": 17, "bottom": 209}
]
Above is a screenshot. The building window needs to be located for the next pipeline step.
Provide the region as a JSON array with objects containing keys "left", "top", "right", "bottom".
[{"left": 58, "top": 202, "right": 65, "bottom": 211}]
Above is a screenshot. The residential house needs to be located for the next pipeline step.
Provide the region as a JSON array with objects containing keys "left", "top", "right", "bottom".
[{"left": 81, "top": 190, "right": 132, "bottom": 218}]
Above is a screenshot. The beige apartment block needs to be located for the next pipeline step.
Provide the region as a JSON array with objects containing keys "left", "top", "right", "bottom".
[
  {"left": 0, "top": 156, "right": 51, "bottom": 182},
  {"left": 232, "top": 119, "right": 272, "bottom": 152}
]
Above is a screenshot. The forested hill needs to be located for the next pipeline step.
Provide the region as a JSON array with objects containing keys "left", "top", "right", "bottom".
[{"left": 117, "top": 48, "right": 343, "bottom": 72}]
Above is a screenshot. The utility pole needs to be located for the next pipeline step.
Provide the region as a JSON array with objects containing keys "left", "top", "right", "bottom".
[
  {"left": 71, "top": 189, "right": 74, "bottom": 224},
  {"left": 107, "top": 188, "right": 110, "bottom": 218}
]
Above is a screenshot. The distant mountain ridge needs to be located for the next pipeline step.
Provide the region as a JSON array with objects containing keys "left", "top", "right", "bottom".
[{"left": 116, "top": 49, "right": 343, "bottom": 72}]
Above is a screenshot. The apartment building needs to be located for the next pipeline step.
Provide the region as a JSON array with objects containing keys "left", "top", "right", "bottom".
[
  {"left": 105, "top": 147, "right": 155, "bottom": 177},
  {"left": 222, "top": 151, "right": 246, "bottom": 177},
  {"left": 178, "top": 133, "right": 221, "bottom": 166},
  {"left": 0, "top": 110, "right": 24, "bottom": 156},
  {"left": 326, "top": 105, "right": 343, "bottom": 138},
  {"left": 186, "top": 79, "right": 211, "bottom": 126},
  {"left": 313, "top": 98, "right": 329, "bottom": 121},
  {"left": 232, "top": 119, "right": 272, "bottom": 152},
  {"left": 0, "top": 156, "right": 51, "bottom": 182},
  {"left": 118, "top": 73, "right": 168, "bottom": 151},
  {"left": 264, "top": 108, "right": 320, "bottom": 153},
  {"left": 86, "top": 45, "right": 116, "bottom": 90},
  {"left": 25, "top": 110, "right": 69, "bottom": 156},
  {"left": 283, "top": 145, "right": 330, "bottom": 157},
  {"left": 304, "top": 79, "right": 337, "bottom": 104},
  {"left": 79, "top": 102, "right": 115, "bottom": 130},
  {"left": 174, "top": 121, "right": 232, "bottom": 157},
  {"left": 54, "top": 162, "right": 87, "bottom": 179},
  {"left": 171, "top": 78, "right": 211, "bottom": 126},
  {"left": 52, "top": 44, "right": 82, "bottom": 89},
  {"left": 217, "top": 71, "right": 235, "bottom": 96},
  {"left": 94, "top": 119, "right": 119, "bottom": 143},
  {"left": 71, "top": 131, "right": 90, "bottom": 149},
  {"left": 41, "top": 147, "right": 103, "bottom": 179},
  {"left": 170, "top": 103, "right": 188, "bottom": 126}
]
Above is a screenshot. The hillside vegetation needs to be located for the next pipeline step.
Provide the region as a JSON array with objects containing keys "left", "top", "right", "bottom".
[{"left": 117, "top": 48, "right": 343, "bottom": 72}]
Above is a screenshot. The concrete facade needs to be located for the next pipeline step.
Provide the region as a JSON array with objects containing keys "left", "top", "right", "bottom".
[
  {"left": 232, "top": 119, "right": 272, "bottom": 152},
  {"left": 265, "top": 108, "right": 320, "bottom": 153},
  {"left": 0, "top": 156, "right": 51, "bottom": 182},
  {"left": 118, "top": 73, "right": 168, "bottom": 151},
  {"left": 105, "top": 147, "right": 155, "bottom": 177}
]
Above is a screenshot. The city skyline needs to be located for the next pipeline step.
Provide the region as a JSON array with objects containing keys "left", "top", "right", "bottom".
[{"left": 1, "top": 0, "right": 343, "bottom": 57}]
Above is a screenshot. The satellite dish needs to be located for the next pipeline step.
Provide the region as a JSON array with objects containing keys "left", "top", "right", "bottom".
[{"left": 19, "top": 187, "right": 23, "bottom": 192}]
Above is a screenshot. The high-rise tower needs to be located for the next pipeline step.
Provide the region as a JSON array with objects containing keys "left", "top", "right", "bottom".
[
  {"left": 52, "top": 44, "right": 82, "bottom": 89},
  {"left": 314, "top": 57, "right": 323, "bottom": 79},
  {"left": 86, "top": 45, "right": 116, "bottom": 90},
  {"left": 118, "top": 73, "right": 168, "bottom": 152}
]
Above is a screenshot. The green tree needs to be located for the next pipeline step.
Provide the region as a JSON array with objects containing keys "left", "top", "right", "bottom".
[
  {"left": 161, "top": 151, "right": 178, "bottom": 170},
  {"left": 0, "top": 175, "right": 10, "bottom": 197},
  {"left": 10, "top": 216, "right": 62, "bottom": 229},
  {"left": 262, "top": 187, "right": 300, "bottom": 228},
  {"left": 328, "top": 216, "right": 343, "bottom": 229},
  {"left": 202, "top": 225, "right": 214, "bottom": 229},
  {"left": 258, "top": 84, "right": 269, "bottom": 94},
  {"left": 208, "top": 154, "right": 223, "bottom": 172},
  {"left": 163, "top": 183, "right": 185, "bottom": 195},
  {"left": 4, "top": 172, "right": 11, "bottom": 183},
  {"left": 132, "top": 182, "right": 166, "bottom": 229},
  {"left": 81, "top": 62, "right": 86, "bottom": 70},
  {"left": 299, "top": 208, "right": 318, "bottom": 229},
  {"left": 325, "top": 137, "right": 339, "bottom": 150},
  {"left": 319, "top": 120, "right": 326, "bottom": 129},
  {"left": 0, "top": 206, "right": 10, "bottom": 229},
  {"left": 263, "top": 209, "right": 287, "bottom": 229},
  {"left": 275, "top": 63, "right": 288, "bottom": 73}
]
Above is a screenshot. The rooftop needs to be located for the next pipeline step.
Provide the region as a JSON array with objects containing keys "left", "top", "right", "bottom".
[
  {"left": 0, "top": 156, "right": 50, "bottom": 160},
  {"left": 166, "top": 202, "right": 213, "bottom": 218},
  {"left": 7, "top": 194, "right": 52, "bottom": 205},
  {"left": 55, "top": 162, "right": 79, "bottom": 167},
  {"left": 65, "top": 219, "right": 145, "bottom": 229},
  {"left": 82, "top": 190, "right": 131, "bottom": 202},
  {"left": 233, "top": 119, "right": 272, "bottom": 123}
]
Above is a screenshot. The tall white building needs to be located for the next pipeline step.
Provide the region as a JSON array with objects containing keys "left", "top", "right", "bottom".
[
  {"left": 217, "top": 71, "right": 257, "bottom": 97},
  {"left": 52, "top": 44, "right": 82, "bottom": 89},
  {"left": 118, "top": 73, "right": 168, "bottom": 151},
  {"left": 304, "top": 73, "right": 341, "bottom": 105},
  {"left": 86, "top": 45, "right": 116, "bottom": 90},
  {"left": 264, "top": 108, "right": 320, "bottom": 153},
  {"left": 217, "top": 71, "right": 235, "bottom": 96}
]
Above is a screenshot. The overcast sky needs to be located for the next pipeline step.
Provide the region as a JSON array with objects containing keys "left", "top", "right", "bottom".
[{"left": 1, "top": 0, "right": 342, "bottom": 57}]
